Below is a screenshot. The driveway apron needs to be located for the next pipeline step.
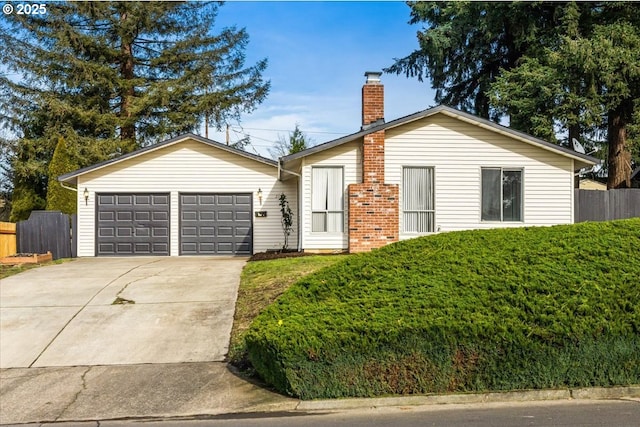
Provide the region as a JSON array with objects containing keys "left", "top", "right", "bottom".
[{"left": 0, "top": 257, "right": 245, "bottom": 368}]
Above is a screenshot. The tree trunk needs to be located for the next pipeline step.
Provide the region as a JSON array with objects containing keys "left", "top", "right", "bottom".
[
  {"left": 119, "top": 12, "right": 136, "bottom": 145},
  {"left": 607, "top": 102, "right": 632, "bottom": 189}
]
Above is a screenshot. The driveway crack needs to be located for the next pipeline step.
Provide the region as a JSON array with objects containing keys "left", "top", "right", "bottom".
[
  {"left": 29, "top": 259, "right": 164, "bottom": 367},
  {"left": 54, "top": 366, "right": 91, "bottom": 422}
]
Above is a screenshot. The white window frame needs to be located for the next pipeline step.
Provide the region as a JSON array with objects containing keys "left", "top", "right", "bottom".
[
  {"left": 311, "top": 166, "right": 344, "bottom": 233},
  {"left": 481, "top": 167, "right": 524, "bottom": 222},
  {"left": 402, "top": 166, "right": 436, "bottom": 233}
]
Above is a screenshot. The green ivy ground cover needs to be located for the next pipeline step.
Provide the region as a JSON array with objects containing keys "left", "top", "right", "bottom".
[{"left": 245, "top": 219, "right": 640, "bottom": 399}]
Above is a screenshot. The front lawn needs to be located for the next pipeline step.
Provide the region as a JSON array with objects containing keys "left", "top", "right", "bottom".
[
  {"left": 228, "top": 254, "right": 347, "bottom": 367},
  {"left": 244, "top": 219, "right": 640, "bottom": 399}
]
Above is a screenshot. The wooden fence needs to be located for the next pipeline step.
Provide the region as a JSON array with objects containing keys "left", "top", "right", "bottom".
[
  {"left": 16, "top": 211, "right": 77, "bottom": 260},
  {"left": 574, "top": 189, "right": 640, "bottom": 222},
  {"left": 0, "top": 222, "right": 17, "bottom": 257}
]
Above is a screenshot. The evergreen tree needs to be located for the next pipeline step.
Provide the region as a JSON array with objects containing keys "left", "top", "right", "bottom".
[
  {"left": 269, "top": 124, "right": 311, "bottom": 159},
  {"left": 390, "top": 1, "right": 639, "bottom": 188},
  {"left": 0, "top": 1, "right": 269, "bottom": 218},
  {"left": 385, "top": 1, "right": 563, "bottom": 122},
  {"left": 46, "top": 136, "right": 79, "bottom": 214},
  {"left": 490, "top": 3, "right": 640, "bottom": 188}
]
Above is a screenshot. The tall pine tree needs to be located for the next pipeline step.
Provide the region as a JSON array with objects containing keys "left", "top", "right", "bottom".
[
  {"left": 0, "top": 1, "right": 269, "bottom": 219},
  {"left": 389, "top": 1, "right": 639, "bottom": 188},
  {"left": 385, "top": 1, "right": 563, "bottom": 122},
  {"left": 490, "top": 3, "right": 640, "bottom": 188}
]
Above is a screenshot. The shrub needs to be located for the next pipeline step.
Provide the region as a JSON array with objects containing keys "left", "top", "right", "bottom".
[{"left": 245, "top": 219, "right": 640, "bottom": 398}]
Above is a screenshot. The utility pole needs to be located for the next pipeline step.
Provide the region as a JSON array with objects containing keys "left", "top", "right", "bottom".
[
  {"left": 226, "top": 123, "right": 230, "bottom": 145},
  {"left": 205, "top": 114, "right": 209, "bottom": 139}
]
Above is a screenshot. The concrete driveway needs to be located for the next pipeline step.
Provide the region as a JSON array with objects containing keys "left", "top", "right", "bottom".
[{"left": 0, "top": 257, "right": 245, "bottom": 368}]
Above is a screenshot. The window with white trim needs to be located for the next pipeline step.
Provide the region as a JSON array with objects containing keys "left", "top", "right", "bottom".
[
  {"left": 311, "top": 167, "right": 344, "bottom": 232},
  {"left": 403, "top": 167, "right": 435, "bottom": 233},
  {"left": 481, "top": 168, "right": 523, "bottom": 221}
]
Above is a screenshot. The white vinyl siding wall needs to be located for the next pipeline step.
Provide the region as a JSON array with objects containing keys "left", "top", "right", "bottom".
[
  {"left": 76, "top": 139, "right": 297, "bottom": 256},
  {"left": 301, "top": 140, "right": 361, "bottom": 250},
  {"left": 385, "top": 114, "right": 574, "bottom": 238}
]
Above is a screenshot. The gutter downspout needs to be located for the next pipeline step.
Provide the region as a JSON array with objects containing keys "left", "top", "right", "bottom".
[
  {"left": 60, "top": 182, "right": 78, "bottom": 192},
  {"left": 278, "top": 160, "right": 302, "bottom": 252}
]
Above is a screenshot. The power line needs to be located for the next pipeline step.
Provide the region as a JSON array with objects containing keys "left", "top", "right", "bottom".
[{"left": 231, "top": 126, "right": 348, "bottom": 135}]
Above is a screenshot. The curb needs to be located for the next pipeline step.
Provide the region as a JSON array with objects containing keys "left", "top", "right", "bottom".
[{"left": 295, "top": 386, "right": 640, "bottom": 412}]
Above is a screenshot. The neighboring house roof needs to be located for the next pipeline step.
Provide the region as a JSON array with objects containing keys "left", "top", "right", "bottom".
[
  {"left": 58, "top": 133, "right": 277, "bottom": 184},
  {"left": 281, "top": 105, "right": 600, "bottom": 168}
]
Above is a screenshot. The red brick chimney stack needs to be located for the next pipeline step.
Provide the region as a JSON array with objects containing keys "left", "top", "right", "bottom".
[
  {"left": 348, "top": 71, "right": 399, "bottom": 253},
  {"left": 362, "top": 71, "right": 384, "bottom": 128}
]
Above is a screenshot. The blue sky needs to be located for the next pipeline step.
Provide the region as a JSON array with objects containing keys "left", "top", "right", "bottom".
[{"left": 209, "top": 1, "right": 436, "bottom": 156}]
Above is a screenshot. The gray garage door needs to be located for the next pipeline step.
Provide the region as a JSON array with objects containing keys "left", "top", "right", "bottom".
[
  {"left": 180, "top": 194, "right": 252, "bottom": 255},
  {"left": 96, "top": 193, "right": 170, "bottom": 256}
]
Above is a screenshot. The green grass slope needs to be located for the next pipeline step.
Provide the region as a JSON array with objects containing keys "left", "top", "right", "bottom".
[{"left": 245, "top": 219, "right": 640, "bottom": 399}]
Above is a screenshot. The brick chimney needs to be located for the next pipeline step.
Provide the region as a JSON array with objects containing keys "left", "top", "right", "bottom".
[
  {"left": 362, "top": 71, "right": 384, "bottom": 128},
  {"left": 362, "top": 71, "right": 385, "bottom": 185},
  {"left": 348, "top": 72, "right": 399, "bottom": 253}
]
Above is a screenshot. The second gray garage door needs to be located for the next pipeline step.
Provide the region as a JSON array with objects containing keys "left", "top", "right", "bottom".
[{"left": 180, "top": 194, "right": 252, "bottom": 255}]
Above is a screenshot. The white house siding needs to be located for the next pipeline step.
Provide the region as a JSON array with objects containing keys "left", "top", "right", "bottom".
[
  {"left": 76, "top": 138, "right": 297, "bottom": 256},
  {"left": 384, "top": 114, "right": 574, "bottom": 239},
  {"left": 301, "top": 140, "right": 361, "bottom": 250}
]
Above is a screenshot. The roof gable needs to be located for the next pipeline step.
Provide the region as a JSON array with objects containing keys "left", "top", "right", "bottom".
[
  {"left": 281, "top": 105, "right": 599, "bottom": 168},
  {"left": 59, "top": 133, "right": 276, "bottom": 184}
]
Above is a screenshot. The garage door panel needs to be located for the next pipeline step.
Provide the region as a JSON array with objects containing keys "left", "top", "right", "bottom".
[
  {"left": 117, "top": 211, "right": 132, "bottom": 221},
  {"left": 117, "top": 195, "right": 133, "bottom": 205},
  {"left": 98, "top": 195, "right": 115, "bottom": 205},
  {"left": 135, "top": 195, "right": 151, "bottom": 204},
  {"left": 135, "top": 211, "right": 150, "bottom": 221},
  {"left": 99, "top": 211, "right": 114, "bottom": 221},
  {"left": 216, "top": 242, "right": 233, "bottom": 254},
  {"left": 235, "top": 195, "right": 251, "bottom": 205},
  {"left": 236, "top": 242, "right": 251, "bottom": 254},
  {"left": 200, "top": 211, "right": 215, "bottom": 221},
  {"left": 217, "top": 195, "right": 233, "bottom": 205},
  {"left": 182, "top": 211, "right": 197, "bottom": 221},
  {"left": 152, "top": 228, "right": 168, "bottom": 237},
  {"left": 152, "top": 211, "right": 168, "bottom": 221},
  {"left": 182, "top": 195, "right": 197, "bottom": 205},
  {"left": 199, "top": 243, "right": 216, "bottom": 253},
  {"left": 217, "top": 211, "right": 233, "bottom": 221},
  {"left": 235, "top": 211, "right": 251, "bottom": 221},
  {"left": 152, "top": 195, "right": 168, "bottom": 204},
  {"left": 200, "top": 227, "right": 215, "bottom": 236},
  {"left": 200, "top": 195, "right": 216, "bottom": 205},
  {"left": 235, "top": 226, "right": 251, "bottom": 237},
  {"left": 180, "top": 193, "right": 252, "bottom": 255},
  {"left": 96, "top": 193, "right": 169, "bottom": 256}
]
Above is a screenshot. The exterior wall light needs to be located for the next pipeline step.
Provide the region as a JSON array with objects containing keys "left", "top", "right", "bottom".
[
  {"left": 257, "top": 188, "right": 263, "bottom": 205},
  {"left": 83, "top": 188, "right": 89, "bottom": 206}
]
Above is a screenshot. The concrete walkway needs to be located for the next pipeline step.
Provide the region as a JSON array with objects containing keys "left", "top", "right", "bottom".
[
  {"left": 0, "top": 362, "right": 298, "bottom": 424},
  {"left": 1, "top": 257, "right": 245, "bottom": 368},
  {"left": 1, "top": 362, "right": 638, "bottom": 425}
]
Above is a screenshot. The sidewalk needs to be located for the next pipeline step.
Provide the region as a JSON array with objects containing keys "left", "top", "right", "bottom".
[{"left": 1, "top": 361, "right": 638, "bottom": 425}]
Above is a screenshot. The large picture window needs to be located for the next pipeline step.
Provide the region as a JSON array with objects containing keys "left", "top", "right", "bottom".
[
  {"left": 311, "top": 167, "right": 344, "bottom": 232},
  {"left": 481, "top": 168, "right": 523, "bottom": 222},
  {"left": 403, "top": 167, "right": 435, "bottom": 233}
]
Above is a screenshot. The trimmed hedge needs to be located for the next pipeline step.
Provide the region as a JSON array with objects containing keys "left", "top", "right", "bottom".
[{"left": 245, "top": 219, "right": 640, "bottom": 399}]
